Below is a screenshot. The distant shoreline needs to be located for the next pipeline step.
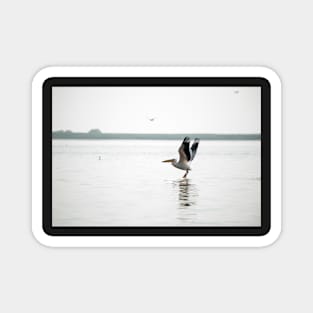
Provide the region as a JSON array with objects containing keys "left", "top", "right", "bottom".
[{"left": 52, "top": 131, "right": 261, "bottom": 141}]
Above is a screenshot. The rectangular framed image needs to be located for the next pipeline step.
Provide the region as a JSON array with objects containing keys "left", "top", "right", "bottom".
[{"left": 32, "top": 66, "right": 281, "bottom": 247}]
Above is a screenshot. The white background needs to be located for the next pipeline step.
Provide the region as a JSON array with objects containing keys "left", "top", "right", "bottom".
[{"left": 0, "top": 0, "right": 310, "bottom": 312}]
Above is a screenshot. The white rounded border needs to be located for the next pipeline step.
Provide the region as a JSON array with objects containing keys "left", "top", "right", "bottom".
[{"left": 32, "top": 66, "right": 281, "bottom": 247}]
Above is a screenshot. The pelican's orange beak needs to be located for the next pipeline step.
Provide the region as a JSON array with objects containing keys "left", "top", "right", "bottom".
[{"left": 162, "top": 159, "right": 174, "bottom": 163}]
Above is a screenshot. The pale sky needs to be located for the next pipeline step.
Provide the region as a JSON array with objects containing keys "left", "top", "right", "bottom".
[{"left": 52, "top": 86, "right": 261, "bottom": 134}]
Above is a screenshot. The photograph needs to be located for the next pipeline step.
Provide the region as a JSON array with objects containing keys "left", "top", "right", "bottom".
[{"left": 52, "top": 86, "right": 261, "bottom": 227}]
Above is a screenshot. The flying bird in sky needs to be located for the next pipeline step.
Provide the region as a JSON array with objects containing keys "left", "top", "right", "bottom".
[
  {"left": 162, "top": 137, "right": 200, "bottom": 178},
  {"left": 148, "top": 117, "right": 156, "bottom": 122}
]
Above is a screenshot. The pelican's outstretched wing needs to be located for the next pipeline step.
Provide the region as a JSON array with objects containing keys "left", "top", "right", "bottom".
[
  {"left": 191, "top": 138, "right": 200, "bottom": 161},
  {"left": 178, "top": 137, "right": 191, "bottom": 162}
]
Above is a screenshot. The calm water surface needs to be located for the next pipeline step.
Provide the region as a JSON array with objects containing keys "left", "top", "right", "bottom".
[{"left": 53, "top": 140, "right": 260, "bottom": 226}]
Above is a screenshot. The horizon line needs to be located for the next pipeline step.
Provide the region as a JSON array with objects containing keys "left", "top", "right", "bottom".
[
  {"left": 52, "top": 131, "right": 261, "bottom": 140},
  {"left": 53, "top": 130, "right": 261, "bottom": 135}
]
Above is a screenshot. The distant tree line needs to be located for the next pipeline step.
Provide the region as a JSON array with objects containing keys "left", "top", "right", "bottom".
[{"left": 52, "top": 129, "right": 261, "bottom": 140}]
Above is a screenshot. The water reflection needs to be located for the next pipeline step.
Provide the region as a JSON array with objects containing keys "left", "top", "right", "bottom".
[
  {"left": 170, "top": 178, "right": 199, "bottom": 224},
  {"left": 173, "top": 178, "right": 198, "bottom": 209}
]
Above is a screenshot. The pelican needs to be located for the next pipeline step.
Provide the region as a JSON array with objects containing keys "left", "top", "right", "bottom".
[{"left": 162, "top": 137, "right": 200, "bottom": 178}]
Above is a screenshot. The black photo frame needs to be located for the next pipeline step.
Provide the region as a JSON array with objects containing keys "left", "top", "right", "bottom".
[{"left": 43, "top": 77, "right": 270, "bottom": 237}]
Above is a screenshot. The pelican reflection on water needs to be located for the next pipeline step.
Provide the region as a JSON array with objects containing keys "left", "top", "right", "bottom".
[
  {"left": 170, "top": 178, "right": 199, "bottom": 224},
  {"left": 173, "top": 178, "right": 198, "bottom": 209}
]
